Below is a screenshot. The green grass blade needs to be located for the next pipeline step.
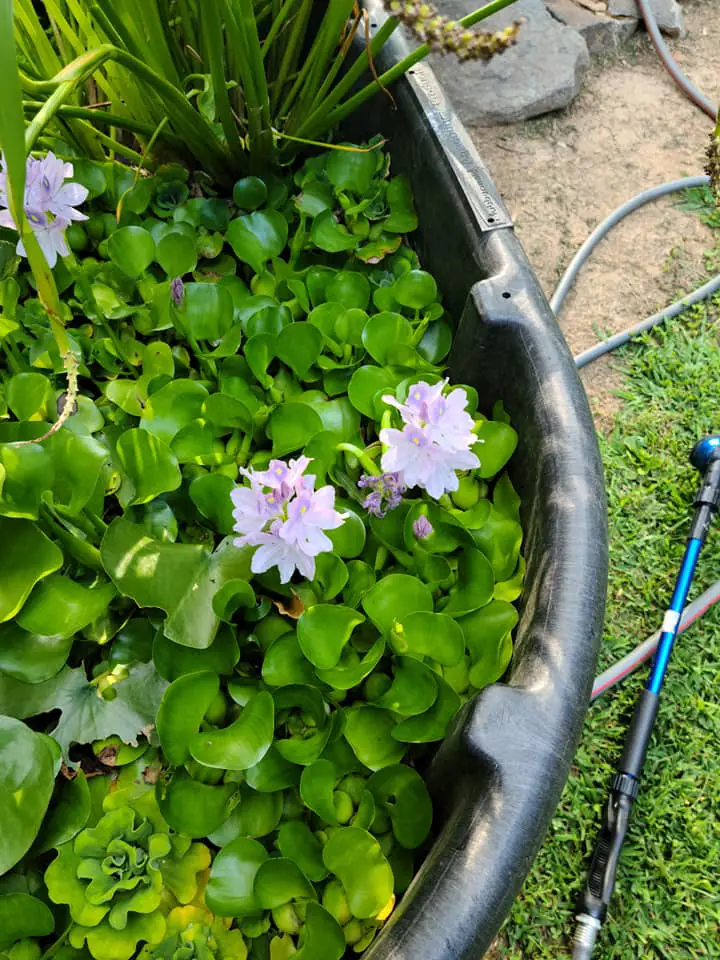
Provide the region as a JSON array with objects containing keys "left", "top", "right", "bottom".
[
  {"left": 0, "top": 0, "right": 28, "bottom": 226},
  {"left": 203, "top": 0, "right": 245, "bottom": 162}
]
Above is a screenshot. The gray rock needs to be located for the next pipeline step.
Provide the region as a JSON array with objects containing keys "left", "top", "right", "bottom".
[
  {"left": 606, "top": 0, "right": 685, "bottom": 37},
  {"left": 545, "top": 0, "right": 638, "bottom": 53},
  {"left": 429, "top": 0, "right": 590, "bottom": 125}
]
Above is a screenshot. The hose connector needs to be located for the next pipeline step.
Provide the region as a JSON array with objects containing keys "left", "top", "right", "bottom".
[{"left": 572, "top": 913, "right": 601, "bottom": 960}]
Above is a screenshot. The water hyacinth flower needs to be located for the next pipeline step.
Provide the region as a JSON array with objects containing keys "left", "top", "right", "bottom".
[
  {"left": 0, "top": 152, "right": 88, "bottom": 268},
  {"left": 412, "top": 514, "right": 434, "bottom": 539},
  {"left": 379, "top": 379, "right": 481, "bottom": 500},
  {"left": 170, "top": 276, "right": 185, "bottom": 306},
  {"left": 357, "top": 471, "right": 406, "bottom": 517},
  {"left": 231, "top": 456, "right": 347, "bottom": 583}
]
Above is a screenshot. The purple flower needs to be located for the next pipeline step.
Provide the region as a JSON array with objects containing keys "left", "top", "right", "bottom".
[
  {"left": 412, "top": 515, "right": 434, "bottom": 539},
  {"left": 170, "top": 277, "right": 185, "bottom": 306},
  {"left": 357, "top": 471, "right": 406, "bottom": 518},
  {"left": 380, "top": 380, "right": 480, "bottom": 499},
  {"left": 0, "top": 152, "right": 88, "bottom": 268},
  {"left": 231, "top": 457, "right": 347, "bottom": 583}
]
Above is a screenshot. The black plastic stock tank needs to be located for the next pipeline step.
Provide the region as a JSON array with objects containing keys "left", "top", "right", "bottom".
[{"left": 349, "top": 5, "right": 609, "bottom": 957}]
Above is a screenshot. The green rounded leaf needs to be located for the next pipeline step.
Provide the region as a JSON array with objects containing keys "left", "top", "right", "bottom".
[
  {"left": 361, "top": 574, "right": 433, "bottom": 635},
  {"left": 0, "top": 442, "right": 54, "bottom": 519},
  {"left": 0, "top": 894, "right": 54, "bottom": 951},
  {"left": 322, "top": 827, "right": 393, "bottom": 919},
  {"left": 141, "top": 380, "right": 209, "bottom": 445},
  {"left": 343, "top": 706, "right": 406, "bottom": 771},
  {"left": 206, "top": 837, "right": 269, "bottom": 917},
  {"left": 276, "top": 323, "right": 324, "bottom": 380},
  {"left": 156, "top": 670, "right": 220, "bottom": 765},
  {"left": 311, "top": 210, "right": 359, "bottom": 253},
  {"left": 325, "top": 271, "right": 371, "bottom": 310},
  {"left": 277, "top": 820, "right": 328, "bottom": 882},
  {"left": 156, "top": 769, "right": 236, "bottom": 838},
  {"left": 458, "top": 599, "right": 518, "bottom": 689},
  {"left": 326, "top": 149, "right": 376, "bottom": 195},
  {"left": 471, "top": 505, "right": 523, "bottom": 581},
  {"left": 327, "top": 507, "right": 366, "bottom": 559},
  {"left": 108, "top": 226, "right": 155, "bottom": 278},
  {"left": 17, "top": 576, "right": 116, "bottom": 641},
  {"left": 6, "top": 372, "right": 54, "bottom": 421},
  {"left": 262, "top": 633, "right": 316, "bottom": 687},
  {"left": 367, "top": 765, "right": 432, "bottom": 849},
  {"left": 254, "top": 858, "right": 316, "bottom": 910},
  {"left": 189, "top": 472, "right": 236, "bottom": 535},
  {"left": 391, "top": 676, "right": 461, "bottom": 744},
  {"left": 268, "top": 403, "right": 323, "bottom": 458},
  {"left": 153, "top": 624, "right": 239, "bottom": 681},
  {"left": 300, "top": 759, "right": 339, "bottom": 824},
  {"left": 392, "top": 269, "right": 437, "bottom": 310},
  {"left": 0, "top": 519, "right": 62, "bottom": 623},
  {"left": 189, "top": 689, "right": 274, "bottom": 771},
  {"left": 0, "top": 622, "right": 72, "bottom": 683},
  {"left": 373, "top": 656, "right": 438, "bottom": 716},
  {"left": 475, "top": 420, "right": 518, "bottom": 479},
  {"left": 393, "top": 611, "right": 464, "bottom": 666},
  {"left": 32, "top": 771, "right": 91, "bottom": 855},
  {"left": 209, "top": 787, "right": 282, "bottom": 844},
  {"left": 156, "top": 231, "right": 197, "bottom": 276},
  {"left": 361, "top": 312, "right": 413, "bottom": 365},
  {"left": 442, "top": 547, "right": 495, "bottom": 616},
  {"left": 294, "top": 902, "right": 345, "bottom": 960},
  {"left": 227, "top": 211, "right": 288, "bottom": 275},
  {"left": 315, "top": 635, "right": 385, "bottom": 691},
  {"left": 245, "top": 745, "right": 301, "bottom": 793},
  {"left": 116, "top": 428, "right": 181, "bottom": 507},
  {"left": 233, "top": 176, "right": 268, "bottom": 210},
  {"left": 297, "top": 604, "right": 364, "bottom": 670},
  {"left": 348, "top": 365, "right": 405, "bottom": 418},
  {"left": 177, "top": 282, "right": 235, "bottom": 341},
  {"left": 0, "top": 717, "right": 55, "bottom": 874}
]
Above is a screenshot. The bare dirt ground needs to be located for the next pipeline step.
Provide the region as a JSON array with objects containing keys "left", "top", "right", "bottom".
[{"left": 467, "top": 0, "right": 720, "bottom": 430}]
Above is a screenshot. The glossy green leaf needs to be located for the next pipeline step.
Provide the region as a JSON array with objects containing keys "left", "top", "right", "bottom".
[
  {"left": 276, "top": 323, "right": 324, "bottom": 380},
  {"left": 297, "top": 604, "right": 364, "bottom": 670},
  {"left": 315, "top": 635, "right": 385, "bottom": 691},
  {"left": 209, "top": 787, "right": 282, "bottom": 844},
  {"left": 206, "top": 837, "right": 268, "bottom": 917},
  {"left": 494, "top": 556, "right": 525, "bottom": 602},
  {"left": 361, "top": 312, "right": 413, "bottom": 365},
  {"left": 0, "top": 622, "right": 72, "bottom": 683},
  {"left": 101, "top": 521, "right": 253, "bottom": 649},
  {"left": 0, "top": 519, "right": 63, "bottom": 623},
  {"left": 393, "top": 270, "right": 437, "bottom": 310},
  {"left": 274, "top": 687, "right": 337, "bottom": 766},
  {"left": 189, "top": 472, "right": 236, "bottom": 535},
  {"left": 141, "top": 380, "right": 209, "bottom": 445},
  {"left": 294, "top": 902, "right": 345, "bottom": 960},
  {"left": 296, "top": 181, "right": 333, "bottom": 218},
  {"left": 367, "top": 765, "right": 432, "bottom": 849},
  {"left": 0, "top": 894, "right": 54, "bottom": 951},
  {"left": 190, "top": 690, "right": 274, "bottom": 770},
  {"left": 268, "top": 402, "right": 323, "bottom": 458},
  {"left": 153, "top": 624, "right": 239, "bottom": 681},
  {"left": 212, "top": 578, "right": 256, "bottom": 622},
  {"left": 105, "top": 378, "right": 148, "bottom": 417},
  {"left": 17, "top": 576, "right": 116, "bottom": 641},
  {"left": 343, "top": 706, "right": 406, "bottom": 771},
  {"left": 418, "top": 319, "right": 452, "bottom": 363},
  {"left": 156, "top": 670, "right": 219, "bottom": 766},
  {"left": 343, "top": 560, "right": 376, "bottom": 608},
  {"left": 470, "top": 506, "right": 523, "bottom": 581},
  {"left": 277, "top": 820, "right": 328, "bottom": 882},
  {"left": 0, "top": 442, "right": 53, "bottom": 518},
  {"left": 203, "top": 393, "right": 253, "bottom": 432},
  {"left": 32, "top": 771, "right": 91, "bottom": 854},
  {"left": 300, "top": 759, "right": 339, "bottom": 824},
  {"left": 116, "top": 428, "right": 181, "bottom": 507},
  {"left": 156, "top": 231, "right": 197, "bottom": 276},
  {"left": 48, "top": 429, "right": 109, "bottom": 516},
  {"left": 326, "top": 271, "right": 371, "bottom": 310},
  {"left": 362, "top": 574, "right": 433, "bottom": 635},
  {"left": 392, "top": 611, "right": 464, "bottom": 666},
  {"left": 322, "top": 827, "right": 394, "bottom": 918},
  {"left": 0, "top": 717, "right": 55, "bottom": 874},
  {"left": 493, "top": 471, "right": 522, "bottom": 521},
  {"left": 374, "top": 656, "right": 439, "bottom": 716},
  {"left": 384, "top": 175, "right": 418, "bottom": 233},
  {"left": 262, "top": 633, "right": 316, "bottom": 687},
  {"left": 157, "top": 769, "right": 236, "bottom": 838},
  {"left": 108, "top": 226, "right": 155, "bottom": 278},
  {"left": 255, "top": 858, "right": 316, "bottom": 910},
  {"left": 311, "top": 211, "right": 359, "bottom": 253},
  {"left": 143, "top": 340, "right": 175, "bottom": 380},
  {"left": 177, "top": 282, "right": 235, "bottom": 341},
  {"left": 6, "top": 372, "right": 54, "bottom": 421},
  {"left": 245, "top": 745, "right": 301, "bottom": 793},
  {"left": 233, "top": 176, "right": 268, "bottom": 210},
  {"left": 315, "top": 398, "right": 361, "bottom": 441},
  {"left": 391, "top": 676, "right": 461, "bottom": 743},
  {"left": 475, "top": 420, "right": 518, "bottom": 478},
  {"left": 326, "top": 149, "right": 376, "bottom": 195},
  {"left": 458, "top": 599, "right": 518, "bottom": 689},
  {"left": 227, "top": 211, "right": 288, "bottom": 275},
  {"left": 442, "top": 547, "right": 495, "bottom": 616},
  {"left": 348, "top": 365, "right": 405, "bottom": 418},
  {"left": 327, "top": 507, "right": 366, "bottom": 559}
]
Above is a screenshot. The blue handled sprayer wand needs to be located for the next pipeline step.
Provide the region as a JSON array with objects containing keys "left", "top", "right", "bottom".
[{"left": 572, "top": 436, "right": 720, "bottom": 959}]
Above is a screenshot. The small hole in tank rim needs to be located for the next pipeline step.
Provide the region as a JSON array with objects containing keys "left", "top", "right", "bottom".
[{"left": 502, "top": 291, "right": 511, "bottom": 299}]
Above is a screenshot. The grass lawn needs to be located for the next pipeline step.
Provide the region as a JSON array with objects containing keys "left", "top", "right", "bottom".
[{"left": 498, "top": 191, "right": 720, "bottom": 959}]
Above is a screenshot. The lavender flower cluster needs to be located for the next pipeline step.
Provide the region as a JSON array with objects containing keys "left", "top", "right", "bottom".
[
  {"left": 379, "top": 380, "right": 481, "bottom": 500},
  {"left": 358, "top": 471, "right": 405, "bottom": 518},
  {"left": 231, "top": 456, "right": 347, "bottom": 583},
  {"left": 0, "top": 153, "right": 88, "bottom": 267}
]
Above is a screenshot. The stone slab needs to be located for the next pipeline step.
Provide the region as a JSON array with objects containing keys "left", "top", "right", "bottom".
[
  {"left": 546, "top": 0, "right": 638, "bottom": 53},
  {"left": 607, "top": 0, "right": 685, "bottom": 37},
  {"left": 429, "top": 0, "right": 590, "bottom": 125}
]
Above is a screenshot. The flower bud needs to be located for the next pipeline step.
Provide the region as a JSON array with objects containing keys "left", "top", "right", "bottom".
[
  {"left": 451, "top": 476, "right": 481, "bottom": 509},
  {"left": 322, "top": 879, "right": 352, "bottom": 926}
]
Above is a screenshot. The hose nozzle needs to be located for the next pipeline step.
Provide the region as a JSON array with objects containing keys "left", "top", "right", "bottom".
[{"left": 572, "top": 914, "right": 601, "bottom": 960}]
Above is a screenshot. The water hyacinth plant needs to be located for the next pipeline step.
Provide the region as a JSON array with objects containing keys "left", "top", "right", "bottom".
[{"left": 0, "top": 2, "right": 526, "bottom": 958}]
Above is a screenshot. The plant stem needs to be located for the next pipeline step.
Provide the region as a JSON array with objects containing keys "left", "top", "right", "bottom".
[
  {"left": 40, "top": 925, "right": 72, "bottom": 960},
  {"left": 336, "top": 441, "right": 381, "bottom": 476}
]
